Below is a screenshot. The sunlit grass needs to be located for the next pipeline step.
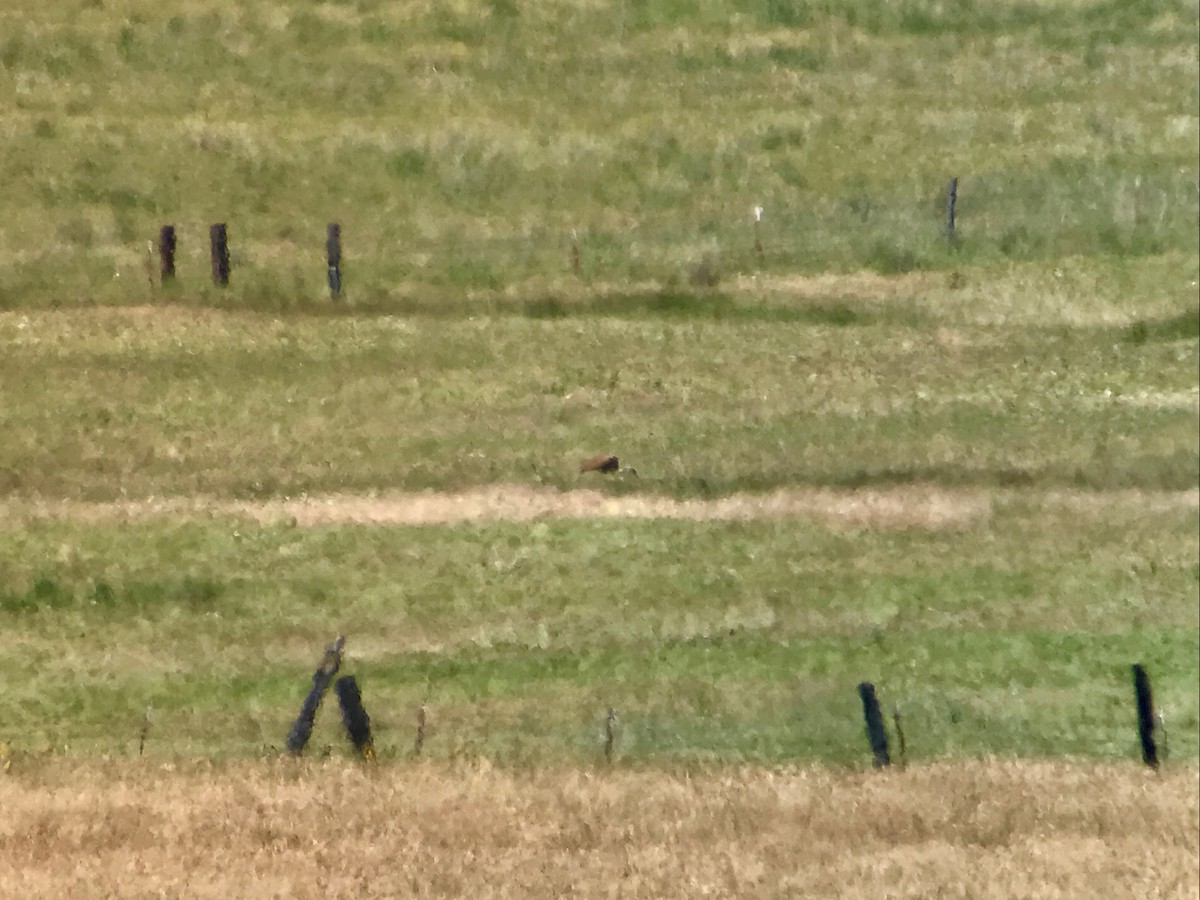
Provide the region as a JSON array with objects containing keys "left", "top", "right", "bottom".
[{"left": 0, "top": 0, "right": 1195, "bottom": 306}]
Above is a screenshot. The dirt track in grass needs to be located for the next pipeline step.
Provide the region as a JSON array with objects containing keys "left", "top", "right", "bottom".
[
  {"left": 0, "top": 758, "right": 1194, "bottom": 899},
  {"left": 1, "top": 485, "right": 1195, "bottom": 530}
]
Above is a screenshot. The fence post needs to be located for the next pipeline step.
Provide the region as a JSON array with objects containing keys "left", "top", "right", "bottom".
[
  {"left": 326, "top": 223, "right": 342, "bottom": 300},
  {"left": 858, "top": 682, "right": 891, "bottom": 767},
  {"left": 158, "top": 225, "right": 176, "bottom": 282},
  {"left": 335, "top": 675, "right": 374, "bottom": 760},
  {"left": 604, "top": 708, "right": 617, "bottom": 764},
  {"left": 210, "top": 223, "right": 230, "bottom": 286},
  {"left": 413, "top": 703, "right": 426, "bottom": 756},
  {"left": 892, "top": 704, "right": 906, "bottom": 765},
  {"left": 285, "top": 636, "right": 344, "bottom": 755},
  {"left": 945, "top": 177, "right": 959, "bottom": 240},
  {"left": 571, "top": 229, "right": 581, "bottom": 277},
  {"left": 1132, "top": 663, "right": 1158, "bottom": 769}
]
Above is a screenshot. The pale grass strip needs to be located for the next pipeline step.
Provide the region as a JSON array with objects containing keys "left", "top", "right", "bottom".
[{"left": 1, "top": 486, "right": 1196, "bottom": 531}]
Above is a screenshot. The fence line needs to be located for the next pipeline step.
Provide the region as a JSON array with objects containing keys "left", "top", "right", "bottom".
[{"left": 282, "top": 637, "right": 1169, "bottom": 770}]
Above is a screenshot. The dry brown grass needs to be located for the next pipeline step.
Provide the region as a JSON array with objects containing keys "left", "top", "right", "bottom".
[
  {"left": 0, "top": 759, "right": 1195, "bottom": 898},
  {"left": 3, "top": 485, "right": 1196, "bottom": 531}
]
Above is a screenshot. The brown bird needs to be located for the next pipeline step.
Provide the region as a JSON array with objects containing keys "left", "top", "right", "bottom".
[
  {"left": 579, "top": 454, "right": 637, "bottom": 476},
  {"left": 580, "top": 454, "right": 620, "bottom": 474}
]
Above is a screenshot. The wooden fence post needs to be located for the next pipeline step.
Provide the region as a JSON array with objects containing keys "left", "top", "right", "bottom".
[
  {"left": 413, "top": 703, "right": 427, "bottom": 756},
  {"left": 1132, "top": 663, "right": 1158, "bottom": 769},
  {"left": 210, "top": 223, "right": 230, "bottom": 286},
  {"left": 945, "top": 177, "right": 959, "bottom": 240},
  {"left": 604, "top": 708, "right": 617, "bottom": 764},
  {"left": 285, "top": 636, "right": 344, "bottom": 755},
  {"left": 158, "top": 225, "right": 176, "bottom": 282},
  {"left": 335, "top": 675, "right": 374, "bottom": 760},
  {"left": 326, "top": 223, "right": 342, "bottom": 300},
  {"left": 858, "top": 682, "right": 891, "bottom": 767}
]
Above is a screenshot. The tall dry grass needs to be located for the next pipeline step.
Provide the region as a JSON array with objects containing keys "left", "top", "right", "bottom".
[{"left": 0, "top": 759, "right": 1194, "bottom": 898}]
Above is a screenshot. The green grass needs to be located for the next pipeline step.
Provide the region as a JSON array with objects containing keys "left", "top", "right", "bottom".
[
  {"left": 0, "top": 0, "right": 1195, "bottom": 768},
  {"left": 1, "top": 264, "right": 1196, "bottom": 500},
  {"left": 0, "top": 0, "right": 1195, "bottom": 306},
  {"left": 0, "top": 496, "right": 1195, "bottom": 762}
]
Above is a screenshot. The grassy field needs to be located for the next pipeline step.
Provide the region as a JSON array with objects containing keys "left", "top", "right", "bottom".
[
  {"left": 0, "top": 0, "right": 1196, "bottom": 306},
  {"left": 0, "top": 760, "right": 1196, "bottom": 898},
  {"left": 0, "top": 1, "right": 1197, "bottom": 895}
]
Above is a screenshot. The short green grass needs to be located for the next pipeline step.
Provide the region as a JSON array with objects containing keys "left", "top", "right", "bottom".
[
  {"left": 0, "top": 263, "right": 1196, "bottom": 501},
  {"left": 1, "top": 492, "right": 1196, "bottom": 763}
]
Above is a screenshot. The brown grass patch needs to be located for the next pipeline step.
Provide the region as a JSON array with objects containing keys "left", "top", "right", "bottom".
[
  {"left": 0, "top": 759, "right": 1194, "bottom": 898},
  {"left": 3, "top": 486, "right": 1197, "bottom": 532},
  {"left": 0, "top": 485, "right": 998, "bottom": 530}
]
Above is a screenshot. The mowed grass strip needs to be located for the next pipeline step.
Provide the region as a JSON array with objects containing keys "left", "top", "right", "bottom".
[
  {"left": 0, "top": 493, "right": 1194, "bottom": 761},
  {"left": 0, "top": 760, "right": 1195, "bottom": 899}
]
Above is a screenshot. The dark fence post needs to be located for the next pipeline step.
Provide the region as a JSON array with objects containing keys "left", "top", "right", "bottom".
[
  {"left": 413, "top": 703, "right": 426, "bottom": 756},
  {"left": 210, "top": 223, "right": 230, "bottom": 286},
  {"left": 945, "top": 177, "right": 959, "bottom": 240},
  {"left": 326, "top": 223, "right": 342, "bottom": 300},
  {"left": 335, "top": 675, "right": 374, "bottom": 760},
  {"left": 1132, "top": 663, "right": 1159, "bottom": 769},
  {"left": 892, "top": 704, "right": 906, "bottom": 765},
  {"left": 158, "top": 226, "right": 176, "bottom": 282},
  {"left": 285, "top": 636, "right": 344, "bottom": 755},
  {"left": 858, "top": 682, "right": 891, "bottom": 767},
  {"left": 604, "top": 707, "right": 617, "bottom": 764}
]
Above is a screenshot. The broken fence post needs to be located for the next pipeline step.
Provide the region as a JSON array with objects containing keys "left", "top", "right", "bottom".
[
  {"left": 285, "top": 636, "right": 345, "bottom": 755},
  {"left": 858, "top": 682, "right": 891, "bottom": 767},
  {"left": 209, "top": 222, "right": 230, "bottom": 286},
  {"left": 336, "top": 675, "right": 374, "bottom": 760},
  {"left": 326, "top": 222, "right": 342, "bottom": 301},
  {"left": 158, "top": 225, "right": 176, "bottom": 282},
  {"left": 1132, "top": 663, "right": 1158, "bottom": 769}
]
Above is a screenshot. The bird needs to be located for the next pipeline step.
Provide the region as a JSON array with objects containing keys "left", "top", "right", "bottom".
[
  {"left": 579, "top": 454, "right": 620, "bottom": 474},
  {"left": 579, "top": 455, "right": 637, "bottom": 476}
]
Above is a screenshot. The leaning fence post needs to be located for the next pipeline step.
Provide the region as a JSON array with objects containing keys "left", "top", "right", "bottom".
[
  {"left": 335, "top": 675, "right": 374, "bottom": 760},
  {"left": 1132, "top": 663, "right": 1159, "bottom": 769},
  {"left": 858, "top": 682, "right": 891, "bottom": 767},
  {"left": 158, "top": 225, "right": 176, "bottom": 283},
  {"left": 326, "top": 223, "right": 342, "bottom": 301},
  {"left": 945, "top": 177, "right": 959, "bottom": 240},
  {"left": 210, "top": 223, "right": 230, "bottom": 286},
  {"left": 285, "top": 636, "right": 345, "bottom": 755}
]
